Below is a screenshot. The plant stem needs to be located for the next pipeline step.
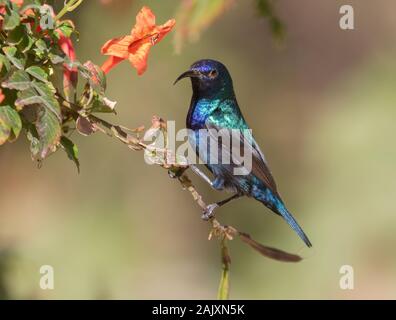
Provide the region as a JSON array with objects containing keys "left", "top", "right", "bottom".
[
  {"left": 54, "top": 0, "right": 84, "bottom": 21},
  {"left": 217, "top": 237, "right": 231, "bottom": 300}
]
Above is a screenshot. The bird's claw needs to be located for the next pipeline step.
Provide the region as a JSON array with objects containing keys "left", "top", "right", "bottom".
[{"left": 201, "top": 203, "right": 219, "bottom": 221}]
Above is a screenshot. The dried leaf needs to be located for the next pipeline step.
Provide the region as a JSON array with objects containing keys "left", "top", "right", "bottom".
[
  {"left": 239, "top": 232, "right": 302, "bottom": 262},
  {"left": 76, "top": 116, "right": 95, "bottom": 136}
]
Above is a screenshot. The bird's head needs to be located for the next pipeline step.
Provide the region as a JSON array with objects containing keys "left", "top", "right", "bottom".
[{"left": 174, "top": 59, "right": 234, "bottom": 98}]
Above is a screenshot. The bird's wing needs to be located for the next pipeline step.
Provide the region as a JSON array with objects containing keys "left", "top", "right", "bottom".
[{"left": 204, "top": 104, "right": 279, "bottom": 197}]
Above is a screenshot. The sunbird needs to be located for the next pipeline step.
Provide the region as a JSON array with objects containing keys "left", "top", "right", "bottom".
[{"left": 174, "top": 59, "right": 312, "bottom": 247}]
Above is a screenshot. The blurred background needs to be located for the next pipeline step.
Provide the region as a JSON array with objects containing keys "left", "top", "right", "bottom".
[{"left": 1, "top": 0, "right": 396, "bottom": 299}]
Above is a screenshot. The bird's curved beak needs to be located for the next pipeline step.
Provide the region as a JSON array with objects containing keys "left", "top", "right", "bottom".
[{"left": 173, "top": 70, "right": 200, "bottom": 85}]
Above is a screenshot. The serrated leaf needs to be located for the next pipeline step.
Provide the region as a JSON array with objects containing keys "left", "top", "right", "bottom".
[
  {"left": 26, "top": 66, "right": 49, "bottom": 83},
  {"left": 2, "top": 46, "right": 26, "bottom": 70},
  {"left": 2, "top": 70, "right": 31, "bottom": 90},
  {"left": 0, "top": 105, "right": 22, "bottom": 144},
  {"left": 60, "top": 136, "right": 80, "bottom": 172},
  {"left": 31, "top": 81, "right": 61, "bottom": 120},
  {"left": 33, "top": 105, "right": 61, "bottom": 160},
  {"left": 15, "top": 87, "right": 41, "bottom": 110},
  {"left": 15, "top": 82, "right": 61, "bottom": 121}
]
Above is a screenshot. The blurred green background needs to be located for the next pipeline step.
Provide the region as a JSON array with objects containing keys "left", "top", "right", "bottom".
[{"left": 1, "top": 0, "right": 396, "bottom": 299}]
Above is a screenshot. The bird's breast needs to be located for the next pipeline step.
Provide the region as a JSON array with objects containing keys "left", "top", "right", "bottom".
[{"left": 187, "top": 98, "right": 221, "bottom": 130}]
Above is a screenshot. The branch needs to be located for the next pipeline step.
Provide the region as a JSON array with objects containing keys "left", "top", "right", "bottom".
[
  {"left": 60, "top": 103, "right": 303, "bottom": 298},
  {"left": 68, "top": 107, "right": 302, "bottom": 260}
]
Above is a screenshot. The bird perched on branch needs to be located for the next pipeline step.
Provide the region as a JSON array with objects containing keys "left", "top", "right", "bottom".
[{"left": 174, "top": 59, "right": 312, "bottom": 247}]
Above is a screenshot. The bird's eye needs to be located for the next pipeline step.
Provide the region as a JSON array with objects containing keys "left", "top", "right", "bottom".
[{"left": 208, "top": 69, "right": 218, "bottom": 79}]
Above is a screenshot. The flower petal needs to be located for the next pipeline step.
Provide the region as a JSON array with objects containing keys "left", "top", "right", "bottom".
[
  {"left": 101, "top": 35, "right": 134, "bottom": 59},
  {"left": 128, "top": 40, "right": 152, "bottom": 75},
  {"left": 0, "top": 89, "right": 5, "bottom": 104},
  {"left": 131, "top": 6, "right": 157, "bottom": 38},
  {"left": 101, "top": 56, "right": 124, "bottom": 74},
  {"left": 100, "top": 6, "right": 175, "bottom": 75},
  {"left": 127, "top": 19, "right": 175, "bottom": 75}
]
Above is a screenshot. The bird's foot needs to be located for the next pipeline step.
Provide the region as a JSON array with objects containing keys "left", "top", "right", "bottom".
[{"left": 201, "top": 203, "right": 219, "bottom": 221}]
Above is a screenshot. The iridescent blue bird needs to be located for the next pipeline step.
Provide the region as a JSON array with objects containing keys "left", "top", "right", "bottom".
[{"left": 174, "top": 59, "right": 312, "bottom": 247}]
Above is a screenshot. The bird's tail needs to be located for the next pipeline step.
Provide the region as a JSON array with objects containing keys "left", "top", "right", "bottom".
[{"left": 276, "top": 203, "right": 312, "bottom": 248}]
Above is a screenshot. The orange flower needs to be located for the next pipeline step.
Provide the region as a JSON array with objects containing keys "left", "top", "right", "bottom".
[
  {"left": 101, "top": 6, "right": 175, "bottom": 75},
  {"left": 0, "top": 89, "right": 5, "bottom": 104}
]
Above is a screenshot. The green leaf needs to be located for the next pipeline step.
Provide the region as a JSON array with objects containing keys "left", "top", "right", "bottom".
[
  {"left": 19, "top": 32, "right": 35, "bottom": 53},
  {"left": 2, "top": 46, "right": 26, "bottom": 70},
  {"left": 16, "top": 82, "right": 61, "bottom": 121},
  {"left": 56, "top": 20, "right": 75, "bottom": 38},
  {"left": 26, "top": 66, "right": 49, "bottom": 83},
  {"left": 48, "top": 47, "right": 65, "bottom": 65},
  {"left": 2, "top": 70, "right": 31, "bottom": 90},
  {"left": 60, "top": 136, "right": 80, "bottom": 172},
  {"left": 48, "top": 53, "right": 64, "bottom": 64},
  {"left": 3, "top": 2, "right": 21, "bottom": 30},
  {"left": 33, "top": 105, "right": 61, "bottom": 160},
  {"left": 6, "top": 25, "right": 25, "bottom": 46},
  {"left": 31, "top": 81, "right": 61, "bottom": 120},
  {"left": 35, "top": 39, "right": 48, "bottom": 51},
  {"left": 217, "top": 266, "right": 229, "bottom": 300},
  {"left": 0, "top": 105, "right": 22, "bottom": 145},
  {"left": 15, "top": 87, "right": 41, "bottom": 111},
  {"left": 90, "top": 94, "right": 117, "bottom": 114},
  {"left": 33, "top": 39, "right": 49, "bottom": 59},
  {"left": 0, "top": 54, "right": 11, "bottom": 76}
]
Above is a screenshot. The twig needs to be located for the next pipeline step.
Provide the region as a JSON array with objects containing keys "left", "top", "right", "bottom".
[
  {"left": 54, "top": 0, "right": 84, "bottom": 21},
  {"left": 58, "top": 99, "right": 303, "bottom": 298}
]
